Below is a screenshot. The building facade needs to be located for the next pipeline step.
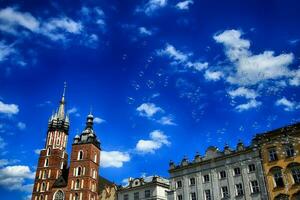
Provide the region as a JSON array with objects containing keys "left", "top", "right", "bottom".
[
  {"left": 253, "top": 123, "right": 300, "bottom": 200},
  {"left": 117, "top": 176, "right": 169, "bottom": 200},
  {"left": 168, "top": 143, "right": 268, "bottom": 200},
  {"left": 31, "top": 85, "right": 102, "bottom": 200}
]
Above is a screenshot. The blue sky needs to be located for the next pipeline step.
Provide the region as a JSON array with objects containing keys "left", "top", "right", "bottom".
[{"left": 0, "top": 0, "right": 300, "bottom": 199}]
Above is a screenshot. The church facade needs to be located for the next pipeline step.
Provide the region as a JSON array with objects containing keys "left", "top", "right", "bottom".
[{"left": 31, "top": 86, "right": 101, "bottom": 200}]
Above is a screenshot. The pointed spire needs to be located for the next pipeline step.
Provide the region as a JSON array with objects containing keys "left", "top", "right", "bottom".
[{"left": 57, "top": 82, "right": 66, "bottom": 119}]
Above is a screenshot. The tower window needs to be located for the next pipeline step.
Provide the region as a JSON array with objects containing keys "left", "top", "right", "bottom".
[
  {"left": 44, "top": 158, "right": 49, "bottom": 167},
  {"left": 41, "top": 182, "right": 46, "bottom": 192},
  {"left": 78, "top": 151, "right": 83, "bottom": 160},
  {"left": 75, "top": 179, "right": 80, "bottom": 189},
  {"left": 46, "top": 148, "right": 51, "bottom": 156},
  {"left": 54, "top": 190, "right": 64, "bottom": 200},
  {"left": 74, "top": 193, "right": 79, "bottom": 200},
  {"left": 94, "top": 153, "right": 97, "bottom": 163},
  {"left": 77, "top": 167, "right": 82, "bottom": 176},
  {"left": 92, "top": 169, "right": 97, "bottom": 179}
]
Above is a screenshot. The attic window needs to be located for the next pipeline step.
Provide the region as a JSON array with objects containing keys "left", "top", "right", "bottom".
[{"left": 135, "top": 180, "right": 139, "bottom": 185}]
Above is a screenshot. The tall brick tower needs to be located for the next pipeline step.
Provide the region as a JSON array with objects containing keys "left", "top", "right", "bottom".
[
  {"left": 32, "top": 83, "right": 70, "bottom": 200},
  {"left": 67, "top": 113, "right": 101, "bottom": 200}
]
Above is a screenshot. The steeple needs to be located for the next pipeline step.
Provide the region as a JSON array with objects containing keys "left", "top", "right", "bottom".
[{"left": 57, "top": 81, "right": 66, "bottom": 120}]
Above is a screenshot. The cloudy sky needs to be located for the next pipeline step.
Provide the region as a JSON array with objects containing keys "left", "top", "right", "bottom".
[{"left": 0, "top": 0, "right": 300, "bottom": 199}]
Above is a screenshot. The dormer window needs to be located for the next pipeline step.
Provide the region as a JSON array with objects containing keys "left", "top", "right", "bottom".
[{"left": 78, "top": 151, "right": 83, "bottom": 160}]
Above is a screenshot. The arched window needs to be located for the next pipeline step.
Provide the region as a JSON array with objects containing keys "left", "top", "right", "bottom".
[
  {"left": 74, "top": 193, "right": 79, "bottom": 200},
  {"left": 39, "top": 195, "right": 44, "bottom": 200},
  {"left": 41, "top": 182, "right": 46, "bottom": 192},
  {"left": 77, "top": 167, "right": 82, "bottom": 176},
  {"left": 44, "top": 158, "right": 49, "bottom": 167},
  {"left": 270, "top": 167, "right": 284, "bottom": 188},
  {"left": 78, "top": 151, "right": 83, "bottom": 160},
  {"left": 92, "top": 169, "right": 96, "bottom": 179},
  {"left": 46, "top": 148, "right": 51, "bottom": 156},
  {"left": 54, "top": 190, "right": 64, "bottom": 200},
  {"left": 288, "top": 163, "right": 300, "bottom": 184},
  {"left": 75, "top": 179, "right": 80, "bottom": 189},
  {"left": 43, "top": 170, "right": 47, "bottom": 179}
]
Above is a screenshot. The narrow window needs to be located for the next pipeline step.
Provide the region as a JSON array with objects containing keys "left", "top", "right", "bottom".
[
  {"left": 204, "top": 190, "right": 211, "bottom": 200},
  {"left": 123, "top": 194, "right": 128, "bottom": 200},
  {"left": 41, "top": 182, "right": 46, "bottom": 192},
  {"left": 286, "top": 144, "right": 295, "bottom": 157},
  {"left": 75, "top": 179, "right": 80, "bottom": 189},
  {"left": 203, "top": 174, "right": 210, "bottom": 183},
  {"left": 46, "top": 148, "right": 51, "bottom": 156},
  {"left": 78, "top": 151, "right": 83, "bottom": 160},
  {"left": 145, "top": 190, "right": 151, "bottom": 198},
  {"left": 177, "top": 195, "right": 183, "bottom": 200},
  {"left": 273, "top": 170, "right": 284, "bottom": 188},
  {"left": 269, "top": 149, "right": 278, "bottom": 161},
  {"left": 235, "top": 183, "right": 244, "bottom": 196},
  {"left": 291, "top": 167, "right": 300, "bottom": 184},
  {"left": 219, "top": 171, "right": 226, "bottom": 179},
  {"left": 134, "top": 192, "right": 139, "bottom": 200},
  {"left": 77, "top": 167, "right": 82, "bottom": 176},
  {"left": 221, "top": 186, "right": 229, "bottom": 198},
  {"left": 44, "top": 158, "right": 49, "bottom": 167},
  {"left": 248, "top": 164, "right": 256, "bottom": 172},
  {"left": 190, "top": 177, "right": 195, "bottom": 185},
  {"left": 94, "top": 153, "right": 97, "bottom": 163},
  {"left": 74, "top": 193, "right": 79, "bottom": 200},
  {"left": 250, "top": 180, "right": 260, "bottom": 193},
  {"left": 234, "top": 167, "right": 241, "bottom": 176},
  {"left": 177, "top": 180, "right": 182, "bottom": 188},
  {"left": 190, "top": 192, "right": 196, "bottom": 200}
]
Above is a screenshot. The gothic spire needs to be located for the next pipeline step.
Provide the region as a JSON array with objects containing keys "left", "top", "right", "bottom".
[{"left": 57, "top": 82, "right": 66, "bottom": 120}]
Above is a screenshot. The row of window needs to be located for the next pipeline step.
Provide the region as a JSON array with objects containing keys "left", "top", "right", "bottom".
[
  {"left": 73, "top": 166, "right": 97, "bottom": 179},
  {"left": 176, "top": 164, "right": 256, "bottom": 188},
  {"left": 47, "top": 132, "right": 67, "bottom": 147},
  {"left": 77, "top": 150, "right": 98, "bottom": 163},
  {"left": 71, "top": 179, "right": 97, "bottom": 192},
  {"left": 271, "top": 165, "right": 300, "bottom": 188},
  {"left": 123, "top": 190, "right": 151, "bottom": 200},
  {"left": 177, "top": 181, "right": 259, "bottom": 200},
  {"left": 268, "top": 144, "right": 296, "bottom": 162}
]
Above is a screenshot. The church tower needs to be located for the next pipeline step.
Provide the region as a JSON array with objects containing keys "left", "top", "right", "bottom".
[
  {"left": 32, "top": 83, "right": 70, "bottom": 200},
  {"left": 67, "top": 113, "right": 101, "bottom": 200}
]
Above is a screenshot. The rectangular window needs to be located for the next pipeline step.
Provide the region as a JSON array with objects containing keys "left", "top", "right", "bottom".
[
  {"left": 292, "top": 167, "right": 300, "bottom": 184},
  {"left": 145, "top": 190, "right": 151, "bottom": 198},
  {"left": 203, "top": 174, "right": 210, "bottom": 183},
  {"left": 123, "top": 194, "right": 128, "bottom": 200},
  {"left": 134, "top": 192, "right": 139, "bottom": 200},
  {"left": 177, "top": 195, "right": 183, "bottom": 200},
  {"left": 234, "top": 167, "right": 241, "bottom": 176},
  {"left": 219, "top": 171, "right": 226, "bottom": 179},
  {"left": 286, "top": 144, "right": 295, "bottom": 157},
  {"left": 269, "top": 149, "right": 278, "bottom": 161},
  {"left": 177, "top": 180, "right": 182, "bottom": 188},
  {"left": 235, "top": 183, "right": 244, "bottom": 196},
  {"left": 204, "top": 190, "right": 211, "bottom": 200},
  {"left": 190, "top": 192, "right": 196, "bottom": 200},
  {"left": 221, "top": 186, "right": 229, "bottom": 198},
  {"left": 248, "top": 164, "right": 256, "bottom": 172},
  {"left": 190, "top": 177, "right": 196, "bottom": 185},
  {"left": 250, "top": 180, "right": 260, "bottom": 193}
]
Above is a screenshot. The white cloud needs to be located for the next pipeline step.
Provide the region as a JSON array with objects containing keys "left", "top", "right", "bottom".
[
  {"left": 158, "top": 43, "right": 208, "bottom": 71},
  {"left": 275, "top": 97, "right": 300, "bottom": 111},
  {"left": 176, "top": 0, "right": 194, "bottom": 10},
  {"left": 0, "top": 7, "right": 83, "bottom": 42},
  {"left": 0, "top": 165, "right": 35, "bottom": 193},
  {"left": 94, "top": 117, "right": 105, "bottom": 124},
  {"left": 136, "top": 130, "right": 170, "bottom": 154},
  {"left": 100, "top": 151, "right": 130, "bottom": 168},
  {"left": 0, "top": 159, "right": 20, "bottom": 167},
  {"left": 137, "top": 103, "right": 163, "bottom": 118},
  {"left": 67, "top": 107, "right": 78, "bottom": 114},
  {"left": 204, "top": 70, "right": 223, "bottom": 81},
  {"left": 137, "top": 0, "right": 168, "bottom": 15},
  {"left": 0, "top": 136, "right": 7, "bottom": 149},
  {"left": 228, "top": 87, "right": 258, "bottom": 99},
  {"left": 0, "top": 41, "right": 16, "bottom": 62},
  {"left": 235, "top": 99, "right": 262, "bottom": 112},
  {"left": 214, "top": 29, "right": 295, "bottom": 86},
  {"left": 157, "top": 116, "right": 176, "bottom": 125},
  {"left": 17, "top": 122, "right": 26, "bottom": 130},
  {"left": 289, "top": 69, "right": 300, "bottom": 86},
  {"left": 139, "top": 27, "right": 152, "bottom": 36},
  {"left": 0, "top": 7, "right": 40, "bottom": 34},
  {"left": 34, "top": 149, "right": 42, "bottom": 155},
  {"left": 0, "top": 100, "right": 19, "bottom": 115}
]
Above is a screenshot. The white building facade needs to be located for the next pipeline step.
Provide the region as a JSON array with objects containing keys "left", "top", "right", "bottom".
[
  {"left": 118, "top": 176, "right": 170, "bottom": 200},
  {"left": 168, "top": 143, "right": 269, "bottom": 200}
]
